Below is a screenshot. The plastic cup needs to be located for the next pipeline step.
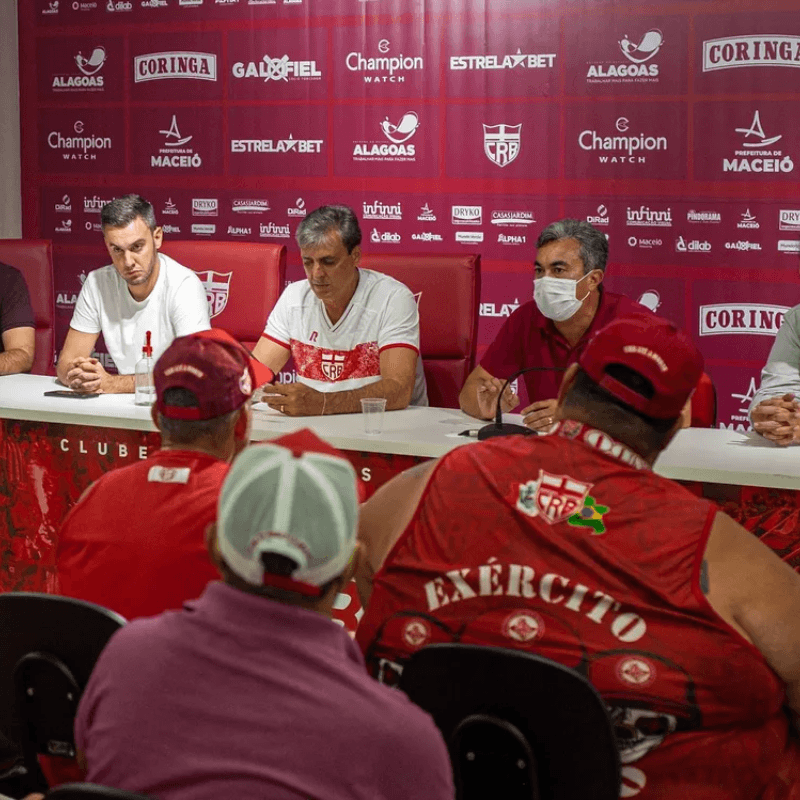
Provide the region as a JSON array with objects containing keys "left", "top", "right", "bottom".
[{"left": 361, "top": 397, "right": 387, "bottom": 435}]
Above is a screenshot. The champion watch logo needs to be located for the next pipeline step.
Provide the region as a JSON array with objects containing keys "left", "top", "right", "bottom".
[{"left": 483, "top": 123, "right": 521, "bottom": 167}]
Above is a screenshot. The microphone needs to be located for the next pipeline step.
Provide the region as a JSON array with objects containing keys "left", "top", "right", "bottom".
[{"left": 477, "top": 366, "right": 566, "bottom": 441}]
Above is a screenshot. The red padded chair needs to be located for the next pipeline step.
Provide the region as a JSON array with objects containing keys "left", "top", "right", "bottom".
[
  {"left": 359, "top": 253, "right": 481, "bottom": 408},
  {"left": 0, "top": 239, "right": 56, "bottom": 375},
  {"left": 160, "top": 241, "right": 286, "bottom": 351},
  {"left": 690, "top": 372, "right": 717, "bottom": 428}
]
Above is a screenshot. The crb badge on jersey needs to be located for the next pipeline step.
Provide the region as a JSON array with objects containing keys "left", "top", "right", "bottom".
[
  {"left": 196, "top": 270, "right": 232, "bottom": 319},
  {"left": 516, "top": 470, "right": 593, "bottom": 524}
]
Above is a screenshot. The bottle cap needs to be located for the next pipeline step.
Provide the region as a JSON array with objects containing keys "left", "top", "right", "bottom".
[{"left": 143, "top": 330, "right": 153, "bottom": 357}]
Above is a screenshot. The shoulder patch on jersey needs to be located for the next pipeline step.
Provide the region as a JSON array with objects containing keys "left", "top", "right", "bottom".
[
  {"left": 567, "top": 495, "right": 610, "bottom": 535},
  {"left": 148, "top": 466, "right": 191, "bottom": 484}
]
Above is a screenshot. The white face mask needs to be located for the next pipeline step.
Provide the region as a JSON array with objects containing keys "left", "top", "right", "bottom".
[{"left": 533, "top": 272, "right": 592, "bottom": 322}]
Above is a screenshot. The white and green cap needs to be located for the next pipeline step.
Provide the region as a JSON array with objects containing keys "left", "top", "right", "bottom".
[{"left": 217, "top": 429, "right": 359, "bottom": 596}]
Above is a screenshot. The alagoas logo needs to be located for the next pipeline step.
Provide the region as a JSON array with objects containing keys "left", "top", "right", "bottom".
[
  {"left": 722, "top": 376, "right": 758, "bottom": 431},
  {"left": 52, "top": 46, "right": 106, "bottom": 92},
  {"left": 346, "top": 38, "right": 423, "bottom": 84},
  {"left": 55, "top": 218, "right": 73, "bottom": 234},
  {"left": 723, "top": 110, "right": 794, "bottom": 174},
  {"left": 231, "top": 134, "right": 323, "bottom": 154},
  {"left": 586, "top": 29, "right": 663, "bottom": 84},
  {"left": 483, "top": 123, "right": 521, "bottom": 167},
  {"left": 134, "top": 52, "right": 217, "bottom": 82},
  {"left": 196, "top": 271, "right": 231, "bottom": 318},
  {"left": 152, "top": 115, "right": 202, "bottom": 168},
  {"left": 353, "top": 112, "right": 419, "bottom": 161},
  {"left": 232, "top": 54, "right": 322, "bottom": 82},
  {"left": 703, "top": 35, "right": 800, "bottom": 72},
  {"left": 56, "top": 271, "right": 86, "bottom": 308},
  {"left": 579, "top": 116, "right": 667, "bottom": 164},
  {"left": 450, "top": 48, "right": 556, "bottom": 71},
  {"left": 699, "top": 304, "right": 788, "bottom": 336}
]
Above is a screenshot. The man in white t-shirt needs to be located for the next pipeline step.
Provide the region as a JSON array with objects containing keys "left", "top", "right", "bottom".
[
  {"left": 56, "top": 194, "right": 210, "bottom": 394},
  {"left": 253, "top": 205, "right": 427, "bottom": 415}
]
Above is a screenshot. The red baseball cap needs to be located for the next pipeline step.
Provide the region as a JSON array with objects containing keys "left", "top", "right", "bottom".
[
  {"left": 578, "top": 314, "right": 704, "bottom": 420},
  {"left": 155, "top": 328, "right": 274, "bottom": 420}
]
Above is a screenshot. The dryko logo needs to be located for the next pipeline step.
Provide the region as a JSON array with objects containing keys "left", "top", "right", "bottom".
[
  {"left": 703, "top": 35, "right": 800, "bottom": 71},
  {"left": 231, "top": 54, "right": 321, "bottom": 83},
  {"left": 52, "top": 46, "right": 106, "bottom": 92},
  {"left": 483, "top": 123, "right": 522, "bottom": 167},
  {"left": 353, "top": 111, "right": 419, "bottom": 161},
  {"left": 151, "top": 115, "right": 202, "bottom": 168},
  {"left": 133, "top": 52, "right": 217, "bottom": 82},
  {"left": 723, "top": 110, "right": 794, "bottom": 174},
  {"left": 586, "top": 29, "right": 663, "bottom": 84},
  {"left": 450, "top": 47, "right": 556, "bottom": 71},
  {"left": 47, "top": 120, "right": 112, "bottom": 161},
  {"left": 699, "top": 304, "right": 787, "bottom": 336},
  {"left": 579, "top": 116, "right": 667, "bottom": 164},
  {"left": 346, "top": 38, "right": 423, "bottom": 84}
]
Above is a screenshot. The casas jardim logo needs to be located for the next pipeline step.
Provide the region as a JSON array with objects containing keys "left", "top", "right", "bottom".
[{"left": 134, "top": 52, "right": 217, "bottom": 83}]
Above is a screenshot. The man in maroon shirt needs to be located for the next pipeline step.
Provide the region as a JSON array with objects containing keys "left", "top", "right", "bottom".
[
  {"left": 459, "top": 218, "right": 645, "bottom": 431},
  {"left": 0, "top": 262, "right": 35, "bottom": 375}
]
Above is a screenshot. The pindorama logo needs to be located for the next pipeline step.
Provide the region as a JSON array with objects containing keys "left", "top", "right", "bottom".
[
  {"left": 687, "top": 209, "right": 721, "bottom": 223},
  {"left": 452, "top": 205, "right": 482, "bottom": 225},
  {"left": 134, "top": 52, "right": 217, "bottom": 83},
  {"left": 723, "top": 110, "right": 794, "bottom": 174},
  {"left": 232, "top": 199, "right": 270, "bottom": 214},
  {"left": 579, "top": 116, "right": 667, "bottom": 164},
  {"left": 483, "top": 123, "right": 522, "bottom": 167},
  {"left": 363, "top": 201, "right": 402, "bottom": 220},
  {"left": 699, "top": 304, "right": 788, "bottom": 336},
  {"left": 48, "top": 120, "right": 112, "bottom": 161},
  {"left": 192, "top": 198, "right": 218, "bottom": 216},
  {"left": 353, "top": 112, "right": 419, "bottom": 162},
  {"left": 703, "top": 35, "right": 800, "bottom": 71},
  {"left": 152, "top": 115, "right": 202, "bottom": 168},
  {"left": 586, "top": 29, "right": 663, "bottom": 84},
  {"left": 346, "top": 38, "right": 423, "bottom": 84},
  {"left": 449, "top": 47, "right": 556, "bottom": 71},
  {"left": 587, "top": 204, "right": 610, "bottom": 226},
  {"left": 232, "top": 54, "right": 322, "bottom": 82},
  {"left": 231, "top": 134, "right": 323, "bottom": 155},
  {"left": 626, "top": 205, "right": 672, "bottom": 227}
]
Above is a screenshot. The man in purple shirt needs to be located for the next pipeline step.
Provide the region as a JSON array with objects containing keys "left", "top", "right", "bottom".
[
  {"left": 74, "top": 428, "right": 454, "bottom": 800},
  {"left": 0, "top": 263, "right": 35, "bottom": 375},
  {"left": 459, "top": 218, "right": 645, "bottom": 431}
]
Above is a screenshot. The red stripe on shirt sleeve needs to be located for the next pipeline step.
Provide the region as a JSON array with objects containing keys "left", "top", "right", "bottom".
[
  {"left": 260, "top": 333, "right": 291, "bottom": 350},
  {"left": 378, "top": 342, "right": 420, "bottom": 356}
]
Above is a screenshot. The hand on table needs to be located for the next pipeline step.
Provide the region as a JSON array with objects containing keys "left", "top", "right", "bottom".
[
  {"left": 262, "top": 381, "right": 325, "bottom": 416},
  {"left": 751, "top": 394, "right": 800, "bottom": 446},
  {"left": 521, "top": 398, "right": 559, "bottom": 433},
  {"left": 65, "top": 357, "right": 107, "bottom": 393},
  {"left": 476, "top": 377, "right": 520, "bottom": 420}
]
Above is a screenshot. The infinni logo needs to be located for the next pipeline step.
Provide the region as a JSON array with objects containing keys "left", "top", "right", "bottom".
[{"left": 483, "top": 124, "right": 521, "bottom": 167}]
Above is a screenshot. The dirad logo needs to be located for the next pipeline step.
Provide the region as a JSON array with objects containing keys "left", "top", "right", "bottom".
[
  {"left": 779, "top": 209, "right": 800, "bottom": 231},
  {"left": 363, "top": 201, "right": 402, "bottom": 220},
  {"left": 370, "top": 228, "right": 401, "bottom": 244},
  {"left": 353, "top": 112, "right": 419, "bottom": 161},
  {"left": 55, "top": 195, "right": 72, "bottom": 213},
  {"left": 346, "top": 38, "right": 423, "bottom": 84},
  {"left": 481, "top": 297, "right": 520, "bottom": 317},
  {"left": 483, "top": 123, "right": 522, "bottom": 168},
  {"left": 626, "top": 205, "right": 672, "bottom": 227},
  {"left": 232, "top": 133, "right": 323, "bottom": 154},
  {"left": 197, "top": 271, "right": 231, "bottom": 318},
  {"left": 587, "top": 204, "right": 610, "bottom": 226},
  {"left": 192, "top": 198, "right": 218, "bottom": 216},
  {"left": 699, "top": 303, "right": 788, "bottom": 336},
  {"left": 259, "top": 222, "right": 291, "bottom": 238},
  {"left": 450, "top": 47, "right": 556, "bottom": 71},
  {"left": 232, "top": 53, "right": 321, "bottom": 82},
  {"left": 586, "top": 29, "right": 663, "bottom": 83},
  {"left": 703, "top": 35, "right": 800, "bottom": 72},
  {"left": 47, "top": 119, "right": 112, "bottom": 161},
  {"left": 232, "top": 199, "right": 270, "bottom": 214},
  {"left": 452, "top": 205, "right": 482, "bottom": 225},
  {"left": 676, "top": 235, "right": 711, "bottom": 252},
  {"left": 491, "top": 210, "right": 534, "bottom": 227},
  {"left": 737, "top": 209, "right": 759, "bottom": 229},
  {"left": 723, "top": 110, "right": 794, "bottom": 174},
  {"left": 134, "top": 52, "right": 217, "bottom": 83},
  {"left": 152, "top": 115, "right": 202, "bottom": 168},
  {"left": 687, "top": 209, "right": 721, "bottom": 223},
  {"left": 53, "top": 46, "right": 106, "bottom": 92},
  {"left": 579, "top": 116, "right": 667, "bottom": 164},
  {"left": 287, "top": 198, "right": 306, "bottom": 217}
]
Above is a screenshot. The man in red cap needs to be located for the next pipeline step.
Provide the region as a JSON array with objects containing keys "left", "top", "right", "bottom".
[
  {"left": 57, "top": 328, "right": 274, "bottom": 620},
  {"left": 357, "top": 314, "right": 800, "bottom": 799}
]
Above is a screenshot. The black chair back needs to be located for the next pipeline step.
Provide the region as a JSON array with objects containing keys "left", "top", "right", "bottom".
[
  {"left": 0, "top": 593, "right": 125, "bottom": 793},
  {"left": 399, "top": 644, "right": 620, "bottom": 800},
  {"left": 46, "top": 782, "right": 154, "bottom": 799}
]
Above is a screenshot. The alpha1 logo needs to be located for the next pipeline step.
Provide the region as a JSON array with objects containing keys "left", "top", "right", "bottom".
[{"left": 483, "top": 123, "right": 521, "bottom": 168}]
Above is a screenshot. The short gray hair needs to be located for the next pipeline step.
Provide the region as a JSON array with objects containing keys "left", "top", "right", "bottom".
[
  {"left": 536, "top": 218, "right": 608, "bottom": 274},
  {"left": 296, "top": 205, "right": 362, "bottom": 253},
  {"left": 101, "top": 194, "right": 157, "bottom": 232}
]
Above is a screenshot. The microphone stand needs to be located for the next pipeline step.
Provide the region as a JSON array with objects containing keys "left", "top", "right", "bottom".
[{"left": 477, "top": 366, "right": 565, "bottom": 440}]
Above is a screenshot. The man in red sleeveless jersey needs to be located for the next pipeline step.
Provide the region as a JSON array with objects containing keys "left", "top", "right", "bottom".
[{"left": 357, "top": 314, "right": 800, "bottom": 799}]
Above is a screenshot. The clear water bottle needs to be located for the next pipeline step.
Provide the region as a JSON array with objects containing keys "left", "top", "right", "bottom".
[{"left": 134, "top": 330, "right": 155, "bottom": 406}]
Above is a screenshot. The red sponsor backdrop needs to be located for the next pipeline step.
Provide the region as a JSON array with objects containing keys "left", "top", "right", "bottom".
[{"left": 18, "top": 0, "right": 800, "bottom": 430}]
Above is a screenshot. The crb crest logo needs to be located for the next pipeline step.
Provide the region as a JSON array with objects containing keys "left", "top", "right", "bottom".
[
  {"left": 516, "top": 470, "right": 593, "bottom": 524},
  {"left": 483, "top": 123, "right": 522, "bottom": 167},
  {"left": 195, "top": 270, "right": 232, "bottom": 318},
  {"left": 320, "top": 351, "right": 346, "bottom": 380}
]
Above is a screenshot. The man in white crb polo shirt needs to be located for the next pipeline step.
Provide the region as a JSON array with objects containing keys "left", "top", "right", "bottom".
[
  {"left": 56, "top": 194, "right": 210, "bottom": 394},
  {"left": 253, "top": 205, "right": 427, "bottom": 415}
]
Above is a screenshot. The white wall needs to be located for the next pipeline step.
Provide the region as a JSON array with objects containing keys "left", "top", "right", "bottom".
[{"left": 0, "top": 0, "right": 21, "bottom": 239}]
